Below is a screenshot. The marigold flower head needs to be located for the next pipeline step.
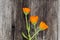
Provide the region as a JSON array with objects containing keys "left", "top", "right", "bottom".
[
  {"left": 23, "top": 8, "right": 30, "bottom": 15},
  {"left": 39, "top": 21, "right": 48, "bottom": 30},
  {"left": 30, "top": 16, "right": 38, "bottom": 25}
]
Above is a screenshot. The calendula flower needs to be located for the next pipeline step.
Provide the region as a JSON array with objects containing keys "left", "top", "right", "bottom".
[
  {"left": 23, "top": 8, "right": 30, "bottom": 15},
  {"left": 39, "top": 21, "right": 48, "bottom": 30},
  {"left": 30, "top": 16, "right": 38, "bottom": 25}
]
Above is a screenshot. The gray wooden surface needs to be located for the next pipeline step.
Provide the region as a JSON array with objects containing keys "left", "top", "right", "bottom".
[
  {"left": 0, "top": 0, "right": 58, "bottom": 40},
  {"left": 58, "top": 0, "right": 60, "bottom": 40},
  {"left": 14, "top": 0, "right": 58, "bottom": 40},
  {"left": 0, "top": 0, "right": 13, "bottom": 40}
]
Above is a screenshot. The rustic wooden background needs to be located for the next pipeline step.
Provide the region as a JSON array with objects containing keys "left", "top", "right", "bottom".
[{"left": 0, "top": 0, "right": 58, "bottom": 40}]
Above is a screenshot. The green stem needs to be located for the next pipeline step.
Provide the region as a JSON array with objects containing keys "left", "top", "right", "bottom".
[
  {"left": 25, "top": 15, "right": 31, "bottom": 40},
  {"left": 31, "top": 29, "right": 40, "bottom": 40},
  {"left": 25, "top": 15, "right": 28, "bottom": 31},
  {"left": 34, "top": 24, "right": 37, "bottom": 40},
  {"left": 25, "top": 15, "right": 28, "bottom": 27},
  {"left": 34, "top": 24, "right": 36, "bottom": 33}
]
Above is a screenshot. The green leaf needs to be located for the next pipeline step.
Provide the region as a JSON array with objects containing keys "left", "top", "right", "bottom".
[{"left": 22, "top": 32, "right": 28, "bottom": 39}]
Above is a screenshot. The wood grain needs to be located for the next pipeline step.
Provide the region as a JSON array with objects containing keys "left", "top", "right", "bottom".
[
  {"left": 0, "top": 0, "right": 13, "bottom": 40},
  {"left": 14, "top": 0, "right": 58, "bottom": 40},
  {"left": 0, "top": 0, "right": 57, "bottom": 40}
]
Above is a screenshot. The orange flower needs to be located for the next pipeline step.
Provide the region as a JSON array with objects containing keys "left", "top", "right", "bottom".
[
  {"left": 30, "top": 16, "right": 38, "bottom": 25},
  {"left": 23, "top": 8, "right": 30, "bottom": 15},
  {"left": 39, "top": 21, "right": 48, "bottom": 30}
]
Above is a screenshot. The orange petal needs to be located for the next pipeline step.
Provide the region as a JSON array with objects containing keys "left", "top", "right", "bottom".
[
  {"left": 23, "top": 8, "right": 30, "bottom": 15},
  {"left": 30, "top": 16, "right": 38, "bottom": 25},
  {"left": 39, "top": 21, "right": 48, "bottom": 30}
]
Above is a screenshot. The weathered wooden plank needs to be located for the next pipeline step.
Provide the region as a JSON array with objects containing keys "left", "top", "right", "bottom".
[
  {"left": 14, "top": 0, "right": 24, "bottom": 40},
  {"left": 58, "top": 0, "right": 60, "bottom": 40},
  {"left": 0, "top": 0, "right": 13, "bottom": 40},
  {"left": 45, "top": 0, "right": 58, "bottom": 40}
]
